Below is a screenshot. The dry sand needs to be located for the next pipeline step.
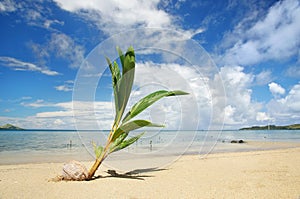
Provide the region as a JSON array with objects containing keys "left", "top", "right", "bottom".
[{"left": 0, "top": 146, "right": 300, "bottom": 199}]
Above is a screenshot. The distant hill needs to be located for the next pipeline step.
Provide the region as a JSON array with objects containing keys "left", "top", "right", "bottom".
[
  {"left": 0, "top": 124, "right": 24, "bottom": 130},
  {"left": 240, "top": 124, "right": 300, "bottom": 130}
]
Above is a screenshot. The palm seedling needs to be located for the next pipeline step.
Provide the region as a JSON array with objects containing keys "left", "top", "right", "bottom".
[{"left": 61, "top": 46, "right": 188, "bottom": 181}]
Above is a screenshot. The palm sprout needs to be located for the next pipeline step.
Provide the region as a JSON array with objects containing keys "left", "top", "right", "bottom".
[{"left": 87, "top": 46, "right": 188, "bottom": 179}]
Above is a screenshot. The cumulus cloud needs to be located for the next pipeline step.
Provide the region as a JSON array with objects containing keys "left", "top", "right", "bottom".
[
  {"left": 221, "top": 0, "right": 300, "bottom": 65},
  {"left": 17, "top": 62, "right": 295, "bottom": 129},
  {"left": 131, "top": 63, "right": 274, "bottom": 129},
  {"left": 133, "top": 62, "right": 212, "bottom": 130},
  {"left": 268, "top": 82, "right": 286, "bottom": 96},
  {"left": 10, "top": 61, "right": 298, "bottom": 129},
  {"left": 0, "top": 56, "right": 59, "bottom": 76},
  {"left": 53, "top": 0, "right": 204, "bottom": 38},
  {"left": 16, "top": 61, "right": 215, "bottom": 130},
  {"left": 217, "top": 66, "right": 262, "bottom": 127},
  {"left": 54, "top": 0, "right": 172, "bottom": 33},
  {"left": 267, "top": 82, "right": 300, "bottom": 124},
  {"left": 132, "top": 63, "right": 265, "bottom": 129},
  {"left": 256, "top": 112, "right": 273, "bottom": 122}
]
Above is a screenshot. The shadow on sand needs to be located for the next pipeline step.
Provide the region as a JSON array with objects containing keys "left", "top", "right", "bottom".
[{"left": 90, "top": 167, "right": 167, "bottom": 181}]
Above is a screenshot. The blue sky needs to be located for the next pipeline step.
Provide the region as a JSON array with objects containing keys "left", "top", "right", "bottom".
[{"left": 0, "top": 0, "right": 299, "bottom": 130}]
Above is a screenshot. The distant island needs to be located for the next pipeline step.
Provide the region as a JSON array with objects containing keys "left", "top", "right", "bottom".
[
  {"left": 0, "top": 123, "right": 24, "bottom": 130},
  {"left": 239, "top": 124, "right": 300, "bottom": 130}
]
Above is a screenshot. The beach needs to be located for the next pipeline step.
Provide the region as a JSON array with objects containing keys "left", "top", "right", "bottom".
[{"left": 1, "top": 144, "right": 300, "bottom": 199}]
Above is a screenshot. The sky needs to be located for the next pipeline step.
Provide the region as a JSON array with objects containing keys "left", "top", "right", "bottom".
[{"left": 0, "top": 0, "right": 299, "bottom": 130}]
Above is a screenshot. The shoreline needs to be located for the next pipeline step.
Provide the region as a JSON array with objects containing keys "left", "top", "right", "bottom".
[
  {"left": 1, "top": 140, "right": 300, "bottom": 166},
  {"left": 0, "top": 144, "right": 300, "bottom": 198}
]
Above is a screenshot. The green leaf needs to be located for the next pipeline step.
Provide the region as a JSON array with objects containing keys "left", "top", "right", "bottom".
[
  {"left": 105, "top": 57, "right": 121, "bottom": 88},
  {"left": 111, "top": 120, "right": 164, "bottom": 142},
  {"left": 114, "top": 46, "right": 135, "bottom": 125},
  {"left": 115, "top": 68, "right": 135, "bottom": 125},
  {"left": 92, "top": 142, "right": 104, "bottom": 159},
  {"left": 106, "top": 57, "right": 121, "bottom": 122},
  {"left": 116, "top": 46, "right": 125, "bottom": 69},
  {"left": 122, "top": 90, "right": 189, "bottom": 123},
  {"left": 110, "top": 132, "right": 145, "bottom": 153},
  {"left": 122, "top": 46, "right": 135, "bottom": 75},
  {"left": 109, "top": 132, "right": 128, "bottom": 154}
]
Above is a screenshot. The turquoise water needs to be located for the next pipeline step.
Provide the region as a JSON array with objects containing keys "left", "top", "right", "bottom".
[{"left": 0, "top": 130, "right": 299, "bottom": 165}]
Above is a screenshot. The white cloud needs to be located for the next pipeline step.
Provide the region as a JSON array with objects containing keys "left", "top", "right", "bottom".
[
  {"left": 0, "top": 0, "right": 16, "bottom": 12},
  {"left": 54, "top": 0, "right": 172, "bottom": 33},
  {"left": 53, "top": 118, "right": 65, "bottom": 125},
  {"left": 256, "top": 112, "right": 272, "bottom": 122},
  {"left": 36, "top": 110, "right": 73, "bottom": 118},
  {"left": 53, "top": 0, "right": 204, "bottom": 38},
  {"left": 55, "top": 80, "right": 74, "bottom": 92},
  {"left": 73, "top": 28, "right": 225, "bottom": 129},
  {"left": 286, "top": 65, "right": 300, "bottom": 77},
  {"left": 132, "top": 63, "right": 269, "bottom": 129},
  {"left": 0, "top": 56, "right": 60, "bottom": 76},
  {"left": 17, "top": 62, "right": 295, "bottom": 130},
  {"left": 254, "top": 70, "right": 273, "bottom": 85},
  {"left": 55, "top": 85, "right": 72, "bottom": 92},
  {"left": 283, "top": 83, "right": 300, "bottom": 112},
  {"left": 16, "top": 100, "right": 114, "bottom": 129},
  {"left": 221, "top": 0, "right": 300, "bottom": 65},
  {"left": 133, "top": 62, "right": 213, "bottom": 130},
  {"left": 0, "top": 98, "right": 114, "bottom": 129},
  {"left": 21, "top": 99, "right": 51, "bottom": 108},
  {"left": 8, "top": 61, "right": 298, "bottom": 129},
  {"left": 49, "top": 33, "right": 85, "bottom": 68},
  {"left": 29, "top": 33, "right": 85, "bottom": 69},
  {"left": 268, "top": 82, "right": 285, "bottom": 96},
  {"left": 2, "top": 1, "right": 64, "bottom": 31},
  {"left": 267, "top": 82, "right": 300, "bottom": 124},
  {"left": 25, "top": 9, "right": 41, "bottom": 21},
  {"left": 51, "top": 101, "right": 114, "bottom": 130},
  {"left": 43, "top": 19, "right": 64, "bottom": 29},
  {"left": 220, "top": 66, "right": 254, "bottom": 87},
  {"left": 76, "top": 55, "right": 285, "bottom": 130},
  {"left": 224, "top": 105, "right": 237, "bottom": 124},
  {"left": 216, "top": 66, "right": 263, "bottom": 127}
]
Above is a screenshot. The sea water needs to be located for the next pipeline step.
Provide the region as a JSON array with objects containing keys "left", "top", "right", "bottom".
[{"left": 0, "top": 130, "right": 299, "bottom": 165}]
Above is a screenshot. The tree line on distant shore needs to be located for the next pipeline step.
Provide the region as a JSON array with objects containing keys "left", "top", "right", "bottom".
[{"left": 239, "top": 124, "right": 300, "bottom": 130}]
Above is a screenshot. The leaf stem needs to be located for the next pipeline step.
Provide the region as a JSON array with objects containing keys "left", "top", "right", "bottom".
[{"left": 87, "top": 127, "right": 115, "bottom": 179}]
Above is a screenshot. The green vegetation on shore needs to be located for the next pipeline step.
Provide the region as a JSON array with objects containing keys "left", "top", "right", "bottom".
[
  {"left": 239, "top": 124, "right": 300, "bottom": 130},
  {"left": 0, "top": 124, "right": 24, "bottom": 130}
]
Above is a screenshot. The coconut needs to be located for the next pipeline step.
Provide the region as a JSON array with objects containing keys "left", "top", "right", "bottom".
[{"left": 62, "top": 160, "right": 88, "bottom": 181}]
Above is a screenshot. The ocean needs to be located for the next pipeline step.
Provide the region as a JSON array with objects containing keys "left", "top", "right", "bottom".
[{"left": 1, "top": 130, "right": 299, "bottom": 169}]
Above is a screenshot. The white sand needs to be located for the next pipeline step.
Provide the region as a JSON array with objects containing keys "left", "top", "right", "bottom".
[{"left": 1, "top": 144, "right": 300, "bottom": 198}]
